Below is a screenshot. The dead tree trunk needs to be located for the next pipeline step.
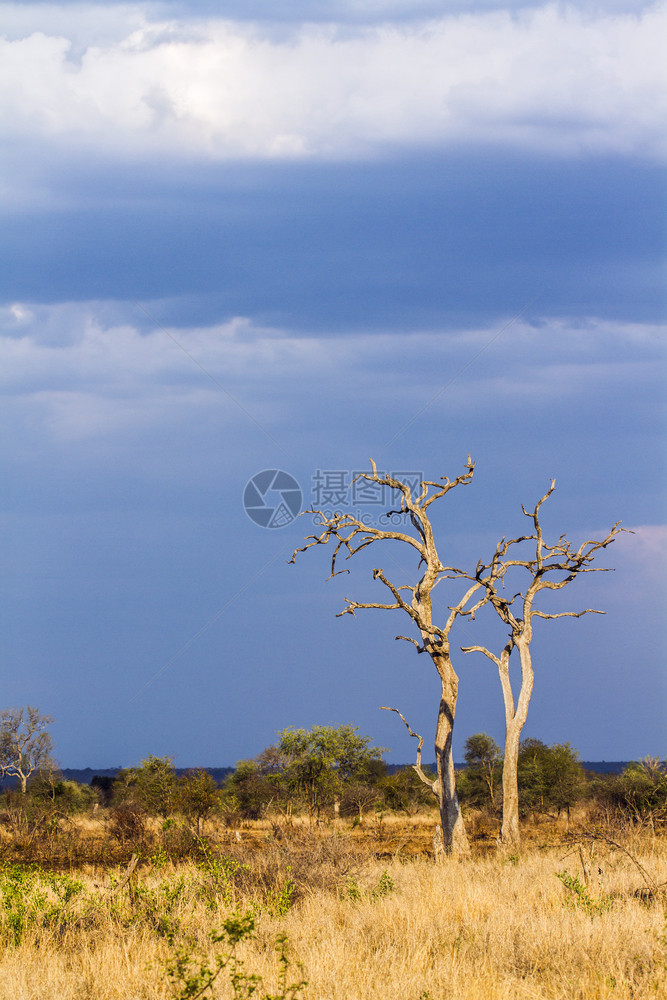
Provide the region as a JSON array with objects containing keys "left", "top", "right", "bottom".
[
  {"left": 499, "top": 637, "right": 533, "bottom": 845},
  {"left": 381, "top": 701, "right": 468, "bottom": 856},
  {"left": 435, "top": 694, "right": 467, "bottom": 853},
  {"left": 290, "top": 457, "right": 478, "bottom": 856},
  {"left": 433, "top": 656, "right": 468, "bottom": 853}
]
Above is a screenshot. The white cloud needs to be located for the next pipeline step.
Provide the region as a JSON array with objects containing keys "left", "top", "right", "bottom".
[
  {"left": 4, "top": 303, "right": 35, "bottom": 325},
  {"left": 1, "top": 2, "right": 665, "bottom": 164}
]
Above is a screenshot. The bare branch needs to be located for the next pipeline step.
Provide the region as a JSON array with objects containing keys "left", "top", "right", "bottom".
[
  {"left": 374, "top": 568, "right": 422, "bottom": 618},
  {"left": 460, "top": 644, "right": 501, "bottom": 667},
  {"left": 112, "top": 854, "right": 140, "bottom": 896},
  {"left": 431, "top": 568, "right": 466, "bottom": 587},
  {"left": 421, "top": 454, "right": 475, "bottom": 511},
  {"left": 395, "top": 635, "right": 427, "bottom": 653},
  {"left": 521, "top": 479, "right": 556, "bottom": 570},
  {"left": 336, "top": 600, "right": 401, "bottom": 618},
  {"left": 532, "top": 608, "right": 605, "bottom": 620},
  {"left": 288, "top": 506, "right": 426, "bottom": 577},
  {"left": 351, "top": 455, "right": 475, "bottom": 516},
  {"left": 458, "top": 590, "right": 489, "bottom": 621},
  {"left": 380, "top": 706, "right": 436, "bottom": 792},
  {"left": 467, "top": 488, "right": 626, "bottom": 641},
  {"left": 334, "top": 566, "right": 424, "bottom": 622}
]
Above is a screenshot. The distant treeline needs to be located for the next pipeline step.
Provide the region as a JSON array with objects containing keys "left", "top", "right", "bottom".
[
  {"left": 57, "top": 767, "right": 236, "bottom": 786},
  {"left": 1, "top": 722, "right": 663, "bottom": 843},
  {"left": 52, "top": 760, "right": 629, "bottom": 787},
  {"left": 0, "top": 730, "right": 662, "bottom": 839}
]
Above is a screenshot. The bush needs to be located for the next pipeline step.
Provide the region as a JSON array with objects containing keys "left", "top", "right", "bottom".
[
  {"left": 224, "top": 761, "right": 275, "bottom": 820},
  {"left": 164, "top": 911, "right": 307, "bottom": 1000},
  {"left": 113, "top": 757, "right": 177, "bottom": 817},
  {"left": 517, "top": 739, "right": 584, "bottom": 817},
  {"left": 109, "top": 803, "right": 148, "bottom": 845},
  {"left": 0, "top": 864, "right": 85, "bottom": 946},
  {"left": 594, "top": 758, "right": 667, "bottom": 825},
  {"left": 378, "top": 767, "right": 435, "bottom": 816},
  {"left": 29, "top": 776, "right": 98, "bottom": 814}
]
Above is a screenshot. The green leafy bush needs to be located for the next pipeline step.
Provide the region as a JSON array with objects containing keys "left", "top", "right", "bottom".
[
  {"left": 165, "top": 912, "right": 307, "bottom": 1000},
  {"left": 0, "top": 864, "right": 85, "bottom": 945},
  {"left": 555, "top": 870, "right": 613, "bottom": 916}
]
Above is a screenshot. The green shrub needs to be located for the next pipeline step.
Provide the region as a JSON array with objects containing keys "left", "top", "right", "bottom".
[
  {"left": 555, "top": 870, "right": 613, "bottom": 916},
  {"left": 165, "top": 912, "right": 307, "bottom": 1000},
  {"left": 0, "top": 864, "right": 85, "bottom": 945}
]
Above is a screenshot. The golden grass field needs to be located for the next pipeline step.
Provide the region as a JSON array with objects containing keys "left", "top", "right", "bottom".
[{"left": 0, "top": 810, "right": 665, "bottom": 1000}]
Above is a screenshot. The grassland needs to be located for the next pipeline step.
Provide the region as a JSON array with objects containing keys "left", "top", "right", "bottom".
[{"left": 0, "top": 810, "right": 665, "bottom": 999}]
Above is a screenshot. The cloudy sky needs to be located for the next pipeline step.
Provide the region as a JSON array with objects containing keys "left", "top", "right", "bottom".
[{"left": 1, "top": 0, "right": 665, "bottom": 768}]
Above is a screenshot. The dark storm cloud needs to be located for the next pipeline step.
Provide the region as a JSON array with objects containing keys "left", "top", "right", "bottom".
[
  {"left": 2, "top": 154, "right": 664, "bottom": 330},
  {"left": 1, "top": 0, "right": 664, "bottom": 767}
]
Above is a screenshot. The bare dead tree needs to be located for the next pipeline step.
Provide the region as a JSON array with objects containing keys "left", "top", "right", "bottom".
[
  {"left": 289, "top": 457, "right": 481, "bottom": 856},
  {"left": 0, "top": 706, "right": 57, "bottom": 794},
  {"left": 460, "top": 482, "right": 625, "bottom": 847}
]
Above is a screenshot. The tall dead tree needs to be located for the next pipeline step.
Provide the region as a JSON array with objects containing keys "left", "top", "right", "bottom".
[
  {"left": 461, "top": 482, "right": 624, "bottom": 846},
  {"left": 290, "top": 457, "right": 481, "bottom": 856}
]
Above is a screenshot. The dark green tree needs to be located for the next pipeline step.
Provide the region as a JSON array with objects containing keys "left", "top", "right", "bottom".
[
  {"left": 91, "top": 774, "right": 115, "bottom": 805},
  {"left": 517, "top": 739, "right": 583, "bottom": 817}
]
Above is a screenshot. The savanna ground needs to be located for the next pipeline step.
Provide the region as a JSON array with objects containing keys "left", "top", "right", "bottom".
[{"left": 0, "top": 807, "right": 665, "bottom": 1000}]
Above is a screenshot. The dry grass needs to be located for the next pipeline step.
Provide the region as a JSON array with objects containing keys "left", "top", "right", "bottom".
[{"left": 0, "top": 813, "right": 664, "bottom": 999}]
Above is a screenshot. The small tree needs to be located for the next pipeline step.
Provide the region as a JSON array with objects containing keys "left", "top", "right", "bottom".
[
  {"left": 463, "top": 733, "right": 502, "bottom": 809},
  {"left": 461, "top": 484, "right": 623, "bottom": 845},
  {"left": 224, "top": 760, "right": 276, "bottom": 821},
  {"left": 290, "top": 458, "right": 480, "bottom": 854},
  {"left": 115, "top": 756, "right": 177, "bottom": 817},
  {"left": 179, "top": 769, "right": 220, "bottom": 834},
  {"left": 341, "top": 781, "right": 380, "bottom": 823},
  {"left": 273, "top": 724, "right": 385, "bottom": 820},
  {"left": 0, "top": 706, "right": 57, "bottom": 793}
]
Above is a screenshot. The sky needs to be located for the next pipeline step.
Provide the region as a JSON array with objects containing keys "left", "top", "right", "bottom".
[{"left": 1, "top": 0, "right": 665, "bottom": 769}]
